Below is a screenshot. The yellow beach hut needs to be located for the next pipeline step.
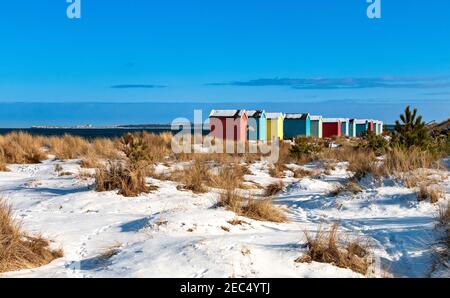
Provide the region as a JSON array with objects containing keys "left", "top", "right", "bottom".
[{"left": 266, "top": 112, "right": 284, "bottom": 141}]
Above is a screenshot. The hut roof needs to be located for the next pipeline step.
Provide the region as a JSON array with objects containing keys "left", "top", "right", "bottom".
[
  {"left": 353, "top": 119, "right": 369, "bottom": 124},
  {"left": 209, "top": 109, "right": 246, "bottom": 118},
  {"left": 266, "top": 112, "right": 284, "bottom": 119},
  {"left": 310, "top": 115, "right": 322, "bottom": 121},
  {"left": 285, "top": 113, "right": 310, "bottom": 120},
  {"left": 247, "top": 110, "right": 265, "bottom": 118},
  {"left": 322, "top": 118, "right": 341, "bottom": 123}
]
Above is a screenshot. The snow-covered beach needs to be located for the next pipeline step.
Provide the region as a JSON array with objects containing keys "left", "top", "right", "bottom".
[{"left": 1, "top": 155, "right": 448, "bottom": 278}]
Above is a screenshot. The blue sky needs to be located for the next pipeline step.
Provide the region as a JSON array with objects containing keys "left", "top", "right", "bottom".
[{"left": 0, "top": 0, "right": 450, "bottom": 107}]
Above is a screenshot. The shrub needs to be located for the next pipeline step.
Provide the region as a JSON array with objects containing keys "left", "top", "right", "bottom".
[
  {"left": 392, "top": 106, "right": 430, "bottom": 149},
  {"left": 95, "top": 161, "right": 151, "bottom": 197},
  {"left": 289, "top": 137, "right": 324, "bottom": 162},
  {"left": 121, "top": 132, "right": 171, "bottom": 164},
  {"left": 0, "top": 198, "right": 63, "bottom": 273},
  {"left": 359, "top": 131, "right": 389, "bottom": 155},
  {"left": 295, "top": 224, "right": 372, "bottom": 275}
]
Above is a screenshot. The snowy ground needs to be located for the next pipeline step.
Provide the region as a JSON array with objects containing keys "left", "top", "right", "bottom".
[{"left": 0, "top": 157, "right": 448, "bottom": 278}]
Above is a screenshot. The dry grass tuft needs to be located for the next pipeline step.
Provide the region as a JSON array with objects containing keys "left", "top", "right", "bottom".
[
  {"left": 265, "top": 181, "right": 284, "bottom": 197},
  {"left": 382, "top": 146, "right": 439, "bottom": 176},
  {"left": 0, "top": 155, "right": 9, "bottom": 172},
  {"left": 417, "top": 184, "right": 444, "bottom": 203},
  {"left": 218, "top": 190, "right": 286, "bottom": 223},
  {"left": 293, "top": 168, "right": 313, "bottom": 178},
  {"left": 295, "top": 224, "right": 372, "bottom": 275},
  {"left": 95, "top": 162, "right": 153, "bottom": 197},
  {"left": 172, "top": 159, "right": 212, "bottom": 193},
  {"left": 0, "top": 198, "right": 63, "bottom": 273},
  {"left": 0, "top": 132, "right": 47, "bottom": 164}
]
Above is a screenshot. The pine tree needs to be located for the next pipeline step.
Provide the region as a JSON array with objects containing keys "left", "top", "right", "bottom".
[{"left": 394, "top": 106, "right": 429, "bottom": 148}]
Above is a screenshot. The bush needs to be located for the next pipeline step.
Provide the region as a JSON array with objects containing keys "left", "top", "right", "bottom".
[
  {"left": 289, "top": 137, "right": 324, "bottom": 161},
  {"left": 121, "top": 132, "right": 171, "bottom": 164},
  {"left": 359, "top": 131, "right": 388, "bottom": 155},
  {"left": 0, "top": 198, "right": 63, "bottom": 273}
]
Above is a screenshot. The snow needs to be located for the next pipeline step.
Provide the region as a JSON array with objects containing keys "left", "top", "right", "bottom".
[{"left": 0, "top": 157, "right": 448, "bottom": 278}]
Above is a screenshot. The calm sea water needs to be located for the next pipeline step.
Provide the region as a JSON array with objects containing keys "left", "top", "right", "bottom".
[{"left": 0, "top": 102, "right": 448, "bottom": 129}]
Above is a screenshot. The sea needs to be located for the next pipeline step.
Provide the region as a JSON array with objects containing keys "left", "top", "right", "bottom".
[{"left": 0, "top": 102, "right": 447, "bottom": 138}]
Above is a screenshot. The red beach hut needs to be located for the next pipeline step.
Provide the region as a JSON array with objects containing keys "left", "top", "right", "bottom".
[{"left": 322, "top": 118, "right": 342, "bottom": 138}]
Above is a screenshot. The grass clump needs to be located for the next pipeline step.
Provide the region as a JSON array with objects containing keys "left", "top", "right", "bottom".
[
  {"left": 295, "top": 224, "right": 372, "bottom": 275},
  {"left": 0, "top": 198, "right": 63, "bottom": 273},
  {"left": 95, "top": 162, "right": 152, "bottom": 197},
  {"left": 0, "top": 132, "right": 46, "bottom": 164},
  {"left": 265, "top": 181, "right": 284, "bottom": 197},
  {"left": 218, "top": 190, "right": 286, "bottom": 223}
]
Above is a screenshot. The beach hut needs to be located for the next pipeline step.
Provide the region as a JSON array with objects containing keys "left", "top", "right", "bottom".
[
  {"left": 310, "top": 115, "right": 323, "bottom": 138},
  {"left": 283, "top": 113, "right": 311, "bottom": 139},
  {"left": 266, "top": 112, "right": 284, "bottom": 141},
  {"left": 247, "top": 110, "right": 267, "bottom": 141},
  {"left": 322, "top": 118, "right": 342, "bottom": 138},
  {"left": 348, "top": 119, "right": 357, "bottom": 138},
  {"left": 378, "top": 121, "right": 384, "bottom": 135},
  {"left": 209, "top": 110, "right": 248, "bottom": 143},
  {"left": 373, "top": 120, "right": 380, "bottom": 135},
  {"left": 340, "top": 118, "right": 350, "bottom": 137},
  {"left": 355, "top": 119, "right": 369, "bottom": 136},
  {"left": 367, "top": 120, "right": 375, "bottom": 134}
]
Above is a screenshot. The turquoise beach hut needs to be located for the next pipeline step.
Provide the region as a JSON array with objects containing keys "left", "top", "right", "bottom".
[
  {"left": 247, "top": 110, "right": 267, "bottom": 141},
  {"left": 348, "top": 119, "right": 357, "bottom": 138},
  {"left": 310, "top": 115, "right": 323, "bottom": 138},
  {"left": 355, "top": 119, "right": 369, "bottom": 136},
  {"left": 340, "top": 118, "right": 350, "bottom": 137},
  {"left": 284, "top": 113, "right": 311, "bottom": 139}
]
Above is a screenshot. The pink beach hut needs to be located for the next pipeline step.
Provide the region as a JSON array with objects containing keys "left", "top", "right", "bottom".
[{"left": 209, "top": 110, "right": 248, "bottom": 143}]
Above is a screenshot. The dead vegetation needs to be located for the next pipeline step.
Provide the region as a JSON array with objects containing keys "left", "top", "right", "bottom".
[
  {"left": 218, "top": 190, "right": 286, "bottom": 223},
  {"left": 0, "top": 198, "right": 63, "bottom": 273},
  {"left": 432, "top": 203, "right": 449, "bottom": 275},
  {"left": 0, "top": 132, "right": 47, "bottom": 164},
  {"left": 95, "top": 162, "right": 153, "bottom": 197},
  {"left": 295, "top": 224, "right": 373, "bottom": 275},
  {"left": 417, "top": 184, "right": 444, "bottom": 203},
  {"left": 265, "top": 181, "right": 284, "bottom": 196}
]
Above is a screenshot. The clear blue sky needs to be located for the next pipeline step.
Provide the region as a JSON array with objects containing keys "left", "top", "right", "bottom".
[{"left": 1, "top": 0, "right": 450, "bottom": 107}]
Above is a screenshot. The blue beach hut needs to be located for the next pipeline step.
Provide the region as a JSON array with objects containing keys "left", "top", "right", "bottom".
[
  {"left": 284, "top": 113, "right": 311, "bottom": 139},
  {"left": 247, "top": 110, "right": 267, "bottom": 141}
]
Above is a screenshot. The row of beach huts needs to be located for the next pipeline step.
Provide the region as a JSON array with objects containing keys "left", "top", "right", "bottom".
[{"left": 209, "top": 110, "right": 383, "bottom": 142}]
